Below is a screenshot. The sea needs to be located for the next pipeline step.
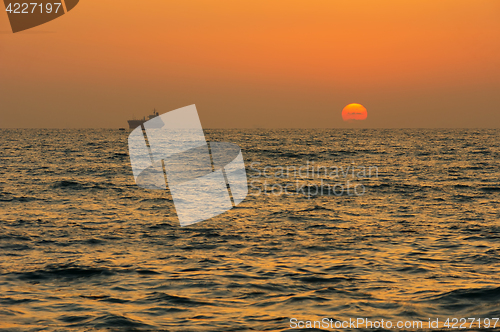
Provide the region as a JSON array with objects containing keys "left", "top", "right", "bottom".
[{"left": 1, "top": 129, "right": 499, "bottom": 331}]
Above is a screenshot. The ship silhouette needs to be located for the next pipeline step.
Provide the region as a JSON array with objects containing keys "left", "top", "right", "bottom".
[{"left": 127, "top": 109, "right": 164, "bottom": 129}]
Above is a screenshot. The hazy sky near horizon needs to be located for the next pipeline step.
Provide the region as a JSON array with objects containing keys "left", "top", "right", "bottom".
[{"left": 1, "top": 0, "right": 499, "bottom": 128}]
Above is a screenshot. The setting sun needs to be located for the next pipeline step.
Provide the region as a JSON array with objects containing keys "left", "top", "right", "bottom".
[{"left": 342, "top": 103, "right": 367, "bottom": 122}]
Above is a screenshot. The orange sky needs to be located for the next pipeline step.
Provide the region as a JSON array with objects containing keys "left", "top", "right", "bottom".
[{"left": 1, "top": 0, "right": 499, "bottom": 128}]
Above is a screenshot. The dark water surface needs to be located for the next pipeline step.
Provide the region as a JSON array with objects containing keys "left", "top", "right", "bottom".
[{"left": 1, "top": 129, "right": 499, "bottom": 331}]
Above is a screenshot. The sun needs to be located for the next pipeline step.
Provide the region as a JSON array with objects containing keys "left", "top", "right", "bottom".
[{"left": 342, "top": 103, "right": 367, "bottom": 122}]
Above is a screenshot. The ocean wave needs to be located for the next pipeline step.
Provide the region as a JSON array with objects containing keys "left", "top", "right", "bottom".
[
  {"left": 424, "top": 286, "right": 500, "bottom": 305},
  {"left": 83, "top": 313, "right": 152, "bottom": 329},
  {"left": 142, "top": 292, "right": 214, "bottom": 307},
  {"left": 12, "top": 265, "right": 116, "bottom": 281}
]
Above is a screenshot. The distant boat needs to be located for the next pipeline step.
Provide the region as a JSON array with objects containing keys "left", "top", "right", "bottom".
[{"left": 127, "top": 109, "right": 162, "bottom": 129}]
